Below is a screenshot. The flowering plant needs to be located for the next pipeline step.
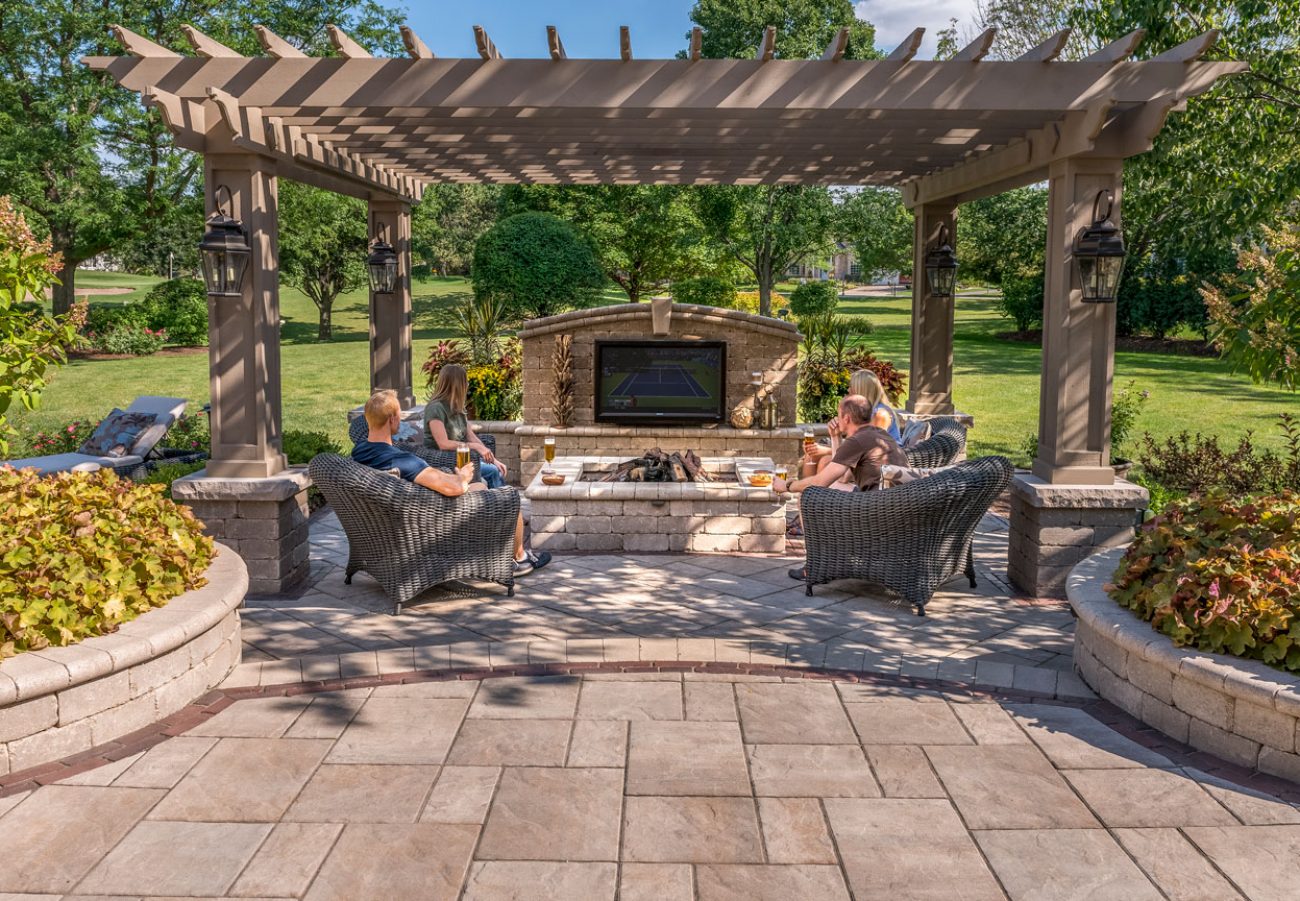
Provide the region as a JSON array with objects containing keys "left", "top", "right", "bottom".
[
  {"left": 87, "top": 324, "right": 168, "bottom": 356},
  {"left": 29, "top": 419, "right": 98, "bottom": 455},
  {"left": 1108, "top": 491, "right": 1300, "bottom": 672}
]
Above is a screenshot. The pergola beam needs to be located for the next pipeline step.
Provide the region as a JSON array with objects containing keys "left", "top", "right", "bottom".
[
  {"left": 1084, "top": 29, "right": 1145, "bottom": 64},
  {"left": 822, "top": 27, "right": 849, "bottom": 62},
  {"left": 327, "top": 25, "right": 371, "bottom": 59},
  {"left": 108, "top": 24, "right": 179, "bottom": 58},
  {"left": 688, "top": 26, "right": 702, "bottom": 61},
  {"left": 620, "top": 26, "right": 633, "bottom": 62},
  {"left": 474, "top": 25, "right": 502, "bottom": 60},
  {"left": 952, "top": 28, "right": 996, "bottom": 62},
  {"left": 1016, "top": 29, "right": 1071, "bottom": 62},
  {"left": 400, "top": 26, "right": 435, "bottom": 59},
  {"left": 254, "top": 25, "right": 306, "bottom": 59},
  {"left": 887, "top": 28, "right": 924, "bottom": 62},
  {"left": 547, "top": 25, "right": 566, "bottom": 61},
  {"left": 181, "top": 25, "right": 240, "bottom": 58},
  {"left": 756, "top": 26, "right": 776, "bottom": 62},
  {"left": 1151, "top": 29, "right": 1219, "bottom": 61}
]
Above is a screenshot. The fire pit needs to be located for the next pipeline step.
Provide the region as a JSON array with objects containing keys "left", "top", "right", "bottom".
[
  {"left": 598, "top": 449, "right": 712, "bottom": 483},
  {"left": 526, "top": 455, "right": 786, "bottom": 554}
]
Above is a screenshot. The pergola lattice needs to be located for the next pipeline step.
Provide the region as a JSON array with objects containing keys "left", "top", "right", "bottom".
[{"left": 85, "top": 23, "right": 1244, "bottom": 596}]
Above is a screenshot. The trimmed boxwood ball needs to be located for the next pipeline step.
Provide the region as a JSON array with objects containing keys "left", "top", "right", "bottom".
[
  {"left": 0, "top": 467, "right": 214, "bottom": 659},
  {"left": 1108, "top": 491, "right": 1300, "bottom": 671},
  {"left": 471, "top": 212, "right": 606, "bottom": 320},
  {"left": 788, "top": 280, "right": 840, "bottom": 319}
]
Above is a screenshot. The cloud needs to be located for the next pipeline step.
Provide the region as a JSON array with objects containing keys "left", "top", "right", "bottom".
[{"left": 855, "top": 0, "right": 983, "bottom": 57}]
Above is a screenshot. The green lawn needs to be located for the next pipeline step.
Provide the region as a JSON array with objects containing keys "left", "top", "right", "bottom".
[
  {"left": 72, "top": 270, "right": 166, "bottom": 303},
  {"left": 9, "top": 271, "right": 1296, "bottom": 463}
]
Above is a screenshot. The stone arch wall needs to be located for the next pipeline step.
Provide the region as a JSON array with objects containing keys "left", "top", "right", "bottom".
[{"left": 519, "top": 303, "right": 801, "bottom": 428}]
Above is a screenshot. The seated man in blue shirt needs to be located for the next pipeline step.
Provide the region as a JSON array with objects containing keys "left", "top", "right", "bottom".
[{"left": 353, "top": 389, "right": 550, "bottom": 577}]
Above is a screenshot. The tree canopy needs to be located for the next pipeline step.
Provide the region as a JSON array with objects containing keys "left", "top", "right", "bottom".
[
  {"left": 838, "top": 188, "right": 913, "bottom": 280},
  {"left": 471, "top": 212, "right": 607, "bottom": 322},
  {"left": 684, "top": 0, "right": 878, "bottom": 59},
  {"left": 278, "top": 182, "right": 368, "bottom": 341}
]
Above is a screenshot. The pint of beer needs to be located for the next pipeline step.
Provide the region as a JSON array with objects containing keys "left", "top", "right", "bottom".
[
  {"left": 456, "top": 445, "right": 471, "bottom": 469},
  {"left": 802, "top": 430, "right": 816, "bottom": 454},
  {"left": 544, "top": 437, "right": 556, "bottom": 463}
]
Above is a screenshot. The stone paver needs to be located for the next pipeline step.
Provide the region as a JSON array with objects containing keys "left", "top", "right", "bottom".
[{"left": 7, "top": 626, "right": 1300, "bottom": 901}]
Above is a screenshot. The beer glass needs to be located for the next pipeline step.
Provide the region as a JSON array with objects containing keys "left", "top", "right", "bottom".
[
  {"left": 802, "top": 429, "right": 816, "bottom": 455},
  {"left": 544, "top": 436, "right": 556, "bottom": 464},
  {"left": 456, "top": 444, "right": 471, "bottom": 469},
  {"left": 775, "top": 464, "right": 789, "bottom": 481}
]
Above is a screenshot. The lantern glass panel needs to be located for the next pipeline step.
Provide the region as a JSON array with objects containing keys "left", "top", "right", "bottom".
[{"left": 927, "top": 263, "right": 957, "bottom": 298}]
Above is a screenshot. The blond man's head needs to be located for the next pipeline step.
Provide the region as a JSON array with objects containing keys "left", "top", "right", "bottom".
[{"left": 363, "top": 389, "right": 401, "bottom": 431}]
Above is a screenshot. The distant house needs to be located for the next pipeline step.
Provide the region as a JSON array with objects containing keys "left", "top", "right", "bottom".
[{"left": 786, "top": 244, "right": 861, "bottom": 281}]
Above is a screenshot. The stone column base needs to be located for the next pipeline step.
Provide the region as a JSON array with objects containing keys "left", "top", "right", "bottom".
[
  {"left": 172, "top": 467, "right": 313, "bottom": 595},
  {"left": 1008, "top": 473, "right": 1148, "bottom": 599}
]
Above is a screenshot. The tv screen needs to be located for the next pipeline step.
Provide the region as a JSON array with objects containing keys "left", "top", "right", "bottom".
[{"left": 595, "top": 340, "right": 726, "bottom": 424}]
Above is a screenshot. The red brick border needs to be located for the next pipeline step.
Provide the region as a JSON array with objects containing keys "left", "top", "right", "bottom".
[{"left": 3, "top": 660, "right": 1298, "bottom": 803}]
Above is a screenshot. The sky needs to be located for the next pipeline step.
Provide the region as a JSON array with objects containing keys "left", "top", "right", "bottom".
[{"left": 403, "top": 0, "right": 982, "bottom": 61}]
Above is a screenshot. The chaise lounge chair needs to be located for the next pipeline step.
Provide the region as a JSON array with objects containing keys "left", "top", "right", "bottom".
[{"left": 3, "top": 396, "right": 188, "bottom": 476}]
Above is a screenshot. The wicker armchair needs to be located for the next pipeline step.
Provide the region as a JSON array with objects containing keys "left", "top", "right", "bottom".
[
  {"left": 801, "top": 455, "right": 1013, "bottom": 615},
  {"left": 308, "top": 453, "right": 519, "bottom": 613},
  {"left": 903, "top": 416, "right": 966, "bottom": 468},
  {"left": 347, "top": 416, "right": 494, "bottom": 479}
]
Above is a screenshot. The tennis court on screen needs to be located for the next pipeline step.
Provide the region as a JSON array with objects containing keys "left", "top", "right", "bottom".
[{"left": 609, "top": 363, "right": 709, "bottom": 398}]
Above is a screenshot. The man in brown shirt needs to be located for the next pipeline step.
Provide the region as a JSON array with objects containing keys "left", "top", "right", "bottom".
[
  {"left": 773, "top": 395, "right": 906, "bottom": 495},
  {"left": 773, "top": 395, "right": 906, "bottom": 581}
]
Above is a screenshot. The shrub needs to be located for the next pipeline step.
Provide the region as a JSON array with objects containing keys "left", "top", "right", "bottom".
[
  {"left": 84, "top": 303, "right": 148, "bottom": 337},
  {"left": 136, "top": 460, "right": 207, "bottom": 498},
  {"left": 1108, "top": 492, "right": 1300, "bottom": 671},
  {"left": 789, "top": 280, "right": 839, "bottom": 319},
  {"left": 446, "top": 293, "right": 509, "bottom": 365},
  {"left": 165, "top": 412, "right": 210, "bottom": 454},
  {"left": 1137, "top": 414, "right": 1300, "bottom": 497},
  {"left": 87, "top": 324, "right": 167, "bottom": 356},
  {"left": 282, "top": 429, "right": 343, "bottom": 466},
  {"left": 998, "top": 269, "right": 1043, "bottom": 334},
  {"left": 1109, "top": 381, "right": 1150, "bottom": 459},
  {"left": 471, "top": 212, "right": 606, "bottom": 321},
  {"left": 28, "top": 418, "right": 98, "bottom": 455},
  {"left": 421, "top": 340, "right": 470, "bottom": 391},
  {"left": 672, "top": 277, "right": 736, "bottom": 308},
  {"left": 797, "top": 358, "right": 852, "bottom": 423},
  {"left": 0, "top": 467, "right": 213, "bottom": 659},
  {"left": 1116, "top": 274, "right": 1206, "bottom": 340},
  {"left": 843, "top": 349, "right": 905, "bottom": 406},
  {"left": 729, "top": 291, "right": 767, "bottom": 316},
  {"left": 139, "top": 277, "right": 208, "bottom": 346}
]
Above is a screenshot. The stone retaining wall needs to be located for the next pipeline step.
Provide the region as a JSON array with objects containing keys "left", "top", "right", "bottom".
[
  {"left": 1069, "top": 548, "right": 1300, "bottom": 782},
  {"left": 0, "top": 546, "right": 247, "bottom": 776}
]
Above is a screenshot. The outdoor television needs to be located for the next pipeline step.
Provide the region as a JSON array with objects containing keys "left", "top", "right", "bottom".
[{"left": 594, "top": 340, "right": 726, "bottom": 424}]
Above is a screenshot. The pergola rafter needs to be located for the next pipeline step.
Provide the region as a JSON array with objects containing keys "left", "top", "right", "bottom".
[{"left": 84, "top": 23, "right": 1242, "bottom": 196}]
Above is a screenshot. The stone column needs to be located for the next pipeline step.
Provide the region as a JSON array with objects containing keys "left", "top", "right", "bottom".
[
  {"left": 367, "top": 199, "right": 415, "bottom": 408},
  {"left": 906, "top": 203, "right": 957, "bottom": 415},
  {"left": 1009, "top": 158, "right": 1147, "bottom": 598},
  {"left": 202, "top": 154, "right": 287, "bottom": 479}
]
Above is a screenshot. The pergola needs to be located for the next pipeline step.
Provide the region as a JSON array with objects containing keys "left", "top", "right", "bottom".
[{"left": 85, "top": 22, "right": 1243, "bottom": 595}]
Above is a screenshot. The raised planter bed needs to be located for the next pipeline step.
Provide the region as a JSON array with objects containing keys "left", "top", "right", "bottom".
[
  {"left": 1069, "top": 548, "right": 1300, "bottom": 782},
  {"left": 0, "top": 544, "right": 246, "bottom": 775}
]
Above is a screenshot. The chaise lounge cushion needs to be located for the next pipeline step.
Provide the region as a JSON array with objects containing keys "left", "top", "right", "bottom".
[{"left": 2, "top": 452, "right": 144, "bottom": 475}]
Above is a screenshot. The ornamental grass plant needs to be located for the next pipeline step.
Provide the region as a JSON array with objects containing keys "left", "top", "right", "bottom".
[
  {"left": 0, "top": 467, "right": 214, "bottom": 660},
  {"left": 1108, "top": 491, "right": 1300, "bottom": 672}
]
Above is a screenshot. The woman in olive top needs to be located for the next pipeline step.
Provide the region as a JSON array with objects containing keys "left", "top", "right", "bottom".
[{"left": 424, "top": 364, "right": 508, "bottom": 489}]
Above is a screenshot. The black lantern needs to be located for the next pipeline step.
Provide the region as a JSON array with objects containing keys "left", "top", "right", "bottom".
[
  {"left": 198, "top": 186, "right": 250, "bottom": 297},
  {"left": 1074, "top": 189, "right": 1126, "bottom": 303},
  {"left": 367, "top": 229, "right": 399, "bottom": 295},
  {"left": 924, "top": 224, "right": 958, "bottom": 298}
]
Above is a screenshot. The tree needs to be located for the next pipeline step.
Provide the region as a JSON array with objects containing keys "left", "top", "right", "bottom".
[
  {"left": 693, "top": 185, "right": 838, "bottom": 316},
  {"left": 471, "top": 212, "right": 607, "bottom": 321},
  {"left": 502, "top": 185, "right": 711, "bottom": 302},
  {"left": 0, "top": 197, "right": 82, "bottom": 453},
  {"left": 1202, "top": 225, "right": 1300, "bottom": 391},
  {"left": 0, "top": 1, "right": 403, "bottom": 317},
  {"left": 975, "top": 0, "right": 1096, "bottom": 60},
  {"left": 683, "top": 0, "right": 878, "bottom": 59},
  {"left": 411, "top": 185, "right": 501, "bottom": 275},
  {"left": 837, "top": 187, "right": 912, "bottom": 280},
  {"left": 956, "top": 187, "right": 1048, "bottom": 286},
  {"left": 278, "top": 182, "right": 367, "bottom": 341}
]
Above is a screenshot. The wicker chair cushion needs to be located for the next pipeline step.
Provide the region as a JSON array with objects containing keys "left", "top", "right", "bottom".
[
  {"left": 79, "top": 410, "right": 159, "bottom": 458},
  {"left": 879, "top": 463, "right": 952, "bottom": 489}
]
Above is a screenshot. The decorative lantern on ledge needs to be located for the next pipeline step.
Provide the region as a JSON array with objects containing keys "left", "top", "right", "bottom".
[
  {"left": 1074, "top": 189, "right": 1126, "bottom": 303},
  {"left": 924, "top": 224, "right": 958, "bottom": 299},
  {"left": 197, "top": 185, "right": 250, "bottom": 297}
]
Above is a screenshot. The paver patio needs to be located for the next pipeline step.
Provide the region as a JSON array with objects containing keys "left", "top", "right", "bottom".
[
  {"left": 6, "top": 511, "right": 1300, "bottom": 899},
  {"left": 5, "top": 672, "right": 1299, "bottom": 899}
]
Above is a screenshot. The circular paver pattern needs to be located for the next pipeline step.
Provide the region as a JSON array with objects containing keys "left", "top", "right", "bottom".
[{"left": 2, "top": 672, "right": 1298, "bottom": 899}]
